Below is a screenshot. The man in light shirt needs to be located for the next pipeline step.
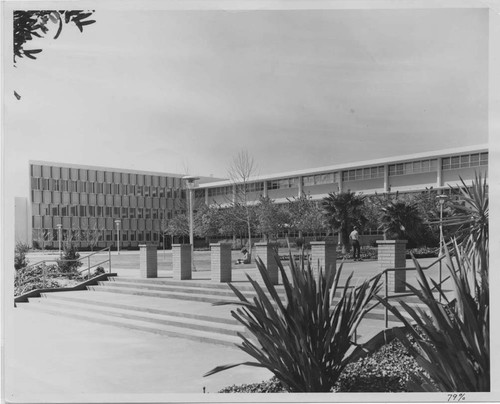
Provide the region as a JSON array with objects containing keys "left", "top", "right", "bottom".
[{"left": 349, "top": 226, "right": 362, "bottom": 261}]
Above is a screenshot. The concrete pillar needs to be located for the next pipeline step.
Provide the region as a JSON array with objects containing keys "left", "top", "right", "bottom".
[
  {"left": 384, "top": 164, "right": 389, "bottom": 192},
  {"left": 255, "top": 242, "right": 279, "bottom": 285},
  {"left": 437, "top": 157, "right": 443, "bottom": 188},
  {"left": 310, "top": 241, "right": 337, "bottom": 279},
  {"left": 172, "top": 244, "right": 192, "bottom": 280},
  {"left": 210, "top": 243, "right": 232, "bottom": 282},
  {"left": 298, "top": 176, "right": 303, "bottom": 196},
  {"left": 377, "top": 240, "right": 407, "bottom": 293},
  {"left": 139, "top": 244, "right": 157, "bottom": 278}
]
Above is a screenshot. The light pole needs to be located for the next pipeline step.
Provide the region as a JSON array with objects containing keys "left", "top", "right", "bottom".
[
  {"left": 182, "top": 176, "right": 199, "bottom": 272},
  {"left": 57, "top": 224, "right": 63, "bottom": 258},
  {"left": 437, "top": 194, "right": 447, "bottom": 301},
  {"left": 115, "top": 219, "right": 121, "bottom": 255}
]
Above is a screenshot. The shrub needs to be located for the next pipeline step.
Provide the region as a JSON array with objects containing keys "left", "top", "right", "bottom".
[
  {"left": 57, "top": 244, "right": 83, "bottom": 274},
  {"left": 14, "top": 242, "right": 30, "bottom": 270},
  {"left": 15, "top": 263, "right": 59, "bottom": 296},
  {"left": 205, "top": 251, "right": 381, "bottom": 392}
]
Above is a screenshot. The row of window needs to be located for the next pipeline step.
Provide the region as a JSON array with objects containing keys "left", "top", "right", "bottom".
[
  {"left": 267, "top": 178, "right": 299, "bottom": 190},
  {"left": 342, "top": 166, "right": 385, "bottom": 182},
  {"left": 32, "top": 228, "right": 162, "bottom": 243},
  {"left": 31, "top": 178, "right": 185, "bottom": 198},
  {"left": 31, "top": 165, "right": 183, "bottom": 188},
  {"left": 32, "top": 204, "right": 182, "bottom": 219},
  {"left": 303, "top": 173, "right": 340, "bottom": 186},
  {"left": 388, "top": 159, "right": 438, "bottom": 177},
  {"left": 442, "top": 153, "right": 488, "bottom": 170}
]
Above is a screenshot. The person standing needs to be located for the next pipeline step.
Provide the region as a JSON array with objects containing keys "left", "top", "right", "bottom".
[{"left": 349, "top": 226, "right": 362, "bottom": 261}]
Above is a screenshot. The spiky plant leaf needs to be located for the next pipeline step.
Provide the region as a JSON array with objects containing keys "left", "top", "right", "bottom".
[{"left": 205, "top": 250, "right": 381, "bottom": 392}]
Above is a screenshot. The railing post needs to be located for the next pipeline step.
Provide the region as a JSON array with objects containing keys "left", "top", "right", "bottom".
[
  {"left": 88, "top": 256, "right": 91, "bottom": 279},
  {"left": 108, "top": 248, "right": 112, "bottom": 273},
  {"left": 43, "top": 264, "right": 47, "bottom": 289},
  {"left": 384, "top": 271, "right": 389, "bottom": 328}
]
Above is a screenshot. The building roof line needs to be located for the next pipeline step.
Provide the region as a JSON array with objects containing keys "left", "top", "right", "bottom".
[{"left": 199, "top": 144, "right": 489, "bottom": 188}]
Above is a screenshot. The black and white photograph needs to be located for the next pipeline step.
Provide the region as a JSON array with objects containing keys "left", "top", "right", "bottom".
[{"left": 1, "top": 0, "right": 499, "bottom": 402}]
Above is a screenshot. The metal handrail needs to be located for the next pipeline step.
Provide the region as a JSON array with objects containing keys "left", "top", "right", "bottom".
[{"left": 19, "top": 247, "right": 113, "bottom": 289}]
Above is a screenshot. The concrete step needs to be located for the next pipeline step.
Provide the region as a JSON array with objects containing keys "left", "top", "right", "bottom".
[
  {"left": 16, "top": 299, "right": 241, "bottom": 348},
  {"left": 38, "top": 291, "right": 238, "bottom": 325},
  {"left": 32, "top": 296, "right": 247, "bottom": 337},
  {"left": 102, "top": 279, "right": 289, "bottom": 299}
]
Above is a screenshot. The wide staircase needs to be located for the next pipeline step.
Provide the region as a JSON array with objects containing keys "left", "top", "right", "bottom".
[{"left": 15, "top": 275, "right": 421, "bottom": 347}]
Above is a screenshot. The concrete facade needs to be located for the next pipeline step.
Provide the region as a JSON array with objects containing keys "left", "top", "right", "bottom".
[{"left": 16, "top": 145, "right": 488, "bottom": 247}]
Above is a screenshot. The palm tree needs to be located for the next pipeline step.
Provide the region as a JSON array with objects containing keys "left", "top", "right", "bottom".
[
  {"left": 380, "top": 200, "right": 424, "bottom": 247},
  {"left": 322, "top": 191, "right": 365, "bottom": 253}
]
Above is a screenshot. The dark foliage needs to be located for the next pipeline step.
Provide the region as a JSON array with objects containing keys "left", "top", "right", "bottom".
[
  {"left": 14, "top": 10, "right": 95, "bottom": 64},
  {"left": 57, "top": 244, "right": 83, "bottom": 274}
]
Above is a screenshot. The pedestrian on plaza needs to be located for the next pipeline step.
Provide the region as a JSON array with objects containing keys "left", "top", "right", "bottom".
[{"left": 349, "top": 226, "right": 362, "bottom": 261}]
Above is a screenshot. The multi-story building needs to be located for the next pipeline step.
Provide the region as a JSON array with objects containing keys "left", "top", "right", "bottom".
[
  {"left": 196, "top": 144, "right": 489, "bottom": 206},
  {"left": 23, "top": 161, "right": 216, "bottom": 249},
  {"left": 15, "top": 144, "right": 488, "bottom": 248}
]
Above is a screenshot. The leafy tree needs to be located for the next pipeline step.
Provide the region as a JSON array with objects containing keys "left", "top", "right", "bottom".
[
  {"left": 164, "top": 214, "right": 189, "bottom": 244},
  {"left": 287, "top": 194, "right": 328, "bottom": 241},
  {"left": 255, "top": 196, "right": 289, "bottom": 241},
  {"left": 13, "top": 10, "right": 96, "bottom": 99},
  {"left": 194, "top": 204, "right": 223, "bottom": 243},
  {"left": 380, "top": 200, "right": 425, "bottom": 248},
  {"left": 14, "top": 10, "right": 96, "bottom": 64},
  {"left": 322, "top": 191, "right": 366, "bottom": 253}
]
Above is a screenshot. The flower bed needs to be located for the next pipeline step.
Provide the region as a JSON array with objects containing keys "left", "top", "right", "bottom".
[{"left": 218, "top": 337, "right": 426, "bottom": 393}]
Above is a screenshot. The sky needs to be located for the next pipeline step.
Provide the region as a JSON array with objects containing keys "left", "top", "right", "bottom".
[{"left": 3, "top": 5, "right": 490, "bottom": 199}]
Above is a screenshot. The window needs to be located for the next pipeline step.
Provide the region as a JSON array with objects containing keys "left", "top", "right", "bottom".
[
  {"left": 267, "top": 177, "right": 298, "bottom": 190},
  {"left": 145, "top": 232, "right": 151, "bottom": 242},
  {"left": 106, "top": 206, "right": 112, "bottom": 217},
  {"left": 130, "top": 232, "right": 136, "bottom": 241},
  {"left": 145, "top": 209, "right": 151, "bottom": 219},
  {"left": 388, "top": 159, "right": 437, "bottom": 176},
  {"left": 113, "top": 207, "right": 120, "bottom": 217},
  {"left": 80, "top": 206, "right": 87, "bottom": 216},
  {"left": 88, "top": 206, "right": 96, "bottom": 216},
  {"left": 61, "top": 206, "right": 68, "bottom": 216},
  {"left": 122, "top": 207, "right": 127, "bottom": 218},
  {"left": 138, "top": 209, "right": 143, "bottom": 219},
  {"left": 343, "top": 166, "right": 384, "bottom": 181},
  {"left": 442, "top": 153, "right": 488, "bottom": 170},
  {"left": 129, "top": 208, "right": 136, "bottom": 218},
  {"left": 97, "top": 206, "right": 104, "bottom": 217}
]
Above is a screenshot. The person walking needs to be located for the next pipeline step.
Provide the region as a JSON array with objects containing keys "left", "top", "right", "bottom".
[{"left": 349, "top": 226, "right": 362, "bottom": 261}]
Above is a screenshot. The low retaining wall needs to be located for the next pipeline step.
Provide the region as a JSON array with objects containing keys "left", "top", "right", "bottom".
[{"left": 14, "top": 272, "right": 118, "bottom": 305}]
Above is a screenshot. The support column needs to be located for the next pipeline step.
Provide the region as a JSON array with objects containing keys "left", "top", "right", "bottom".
[
  {"left": 377, "top": 240, "right": 407, "bottom": 293},
  {"left": 139, "top": 244, "right": 158, "bottom": 278},
  {"left": 210, "top": 243, "right": 232, "bottom": 282},
  {"left": 310, "top": 241, "right": 337, "bottom": 279},
  {"left": 255, "top": 242, "right": 279, "bottom": 285},
  {"left": 172, "top": 244, "right": 192, "bottom": 280}
]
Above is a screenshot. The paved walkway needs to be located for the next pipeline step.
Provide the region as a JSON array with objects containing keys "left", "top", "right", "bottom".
[{"left": 6, "top": 250, "right": 449, "bottom": 401}]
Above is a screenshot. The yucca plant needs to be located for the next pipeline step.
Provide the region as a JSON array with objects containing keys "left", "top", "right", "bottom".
[
  {"left": 204, "top": 253, "right": 381, "bottom": 392},
  {"left": 377, "top": 240, "right": 489, "bottom": 391}
]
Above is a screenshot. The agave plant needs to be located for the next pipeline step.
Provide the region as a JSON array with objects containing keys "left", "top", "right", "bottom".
[
  {"left": 204, "top": 253, "right": 381, "bottom": 392},
  {"left": 377, "top": 241, "right": 489, "bottom": 391}
]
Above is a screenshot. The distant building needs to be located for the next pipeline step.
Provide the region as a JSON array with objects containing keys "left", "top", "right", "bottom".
[
  {"left": 15, "top": 144, "right": 488, "bottom": 248},
  {"left": 196, "top": 144, "right": 488, "bottom": 206},
  {"left": 17, "top": 161, "right": 217, "bottom": 249}
]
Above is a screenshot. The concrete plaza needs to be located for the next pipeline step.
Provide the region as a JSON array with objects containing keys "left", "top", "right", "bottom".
[{"left": 4, "top": 249, "right": 446, "bottom": 401}]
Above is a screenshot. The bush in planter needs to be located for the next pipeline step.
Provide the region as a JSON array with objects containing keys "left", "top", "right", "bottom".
[
  {"left": 205, "top": 251, "right": 381, "bottom": 392},
  {"left": 14, "top": 242, "right": 30, "bottom": 270},
  {"left": 15, "top": 263, "right": 59, "bottom": 296},
  {"left": 57, "top": 244, "right": 83, "bottom": 274}
]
